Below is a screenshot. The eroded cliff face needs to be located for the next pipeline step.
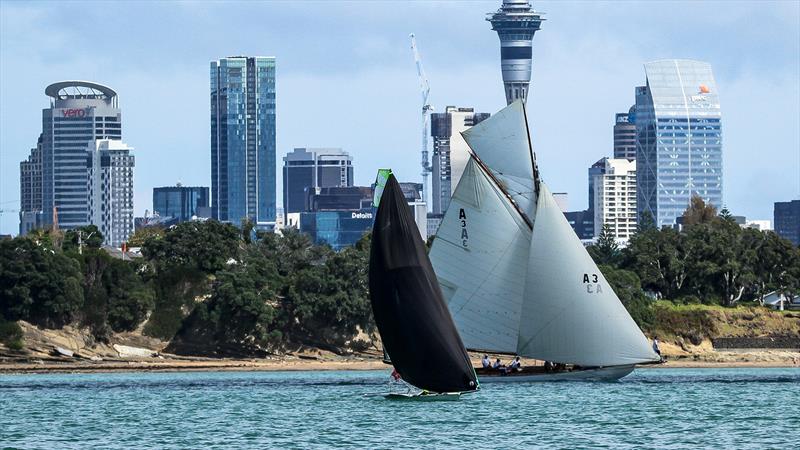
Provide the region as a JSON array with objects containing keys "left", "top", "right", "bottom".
[{"left": 0, "top": 320, "right": 167, "bottom": 361}]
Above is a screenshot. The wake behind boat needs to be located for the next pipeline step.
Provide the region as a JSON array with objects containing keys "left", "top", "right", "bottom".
[
  {"left": 429, "top": 100, "right": 661, "bottom": 382},
  {"left": 369, "top": 171, "right": 479, "bottom": 397}
]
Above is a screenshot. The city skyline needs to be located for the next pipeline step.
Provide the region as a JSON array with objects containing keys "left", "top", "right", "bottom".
[{"left": 1, "top": 1, "right": 799, "bottom": 235}]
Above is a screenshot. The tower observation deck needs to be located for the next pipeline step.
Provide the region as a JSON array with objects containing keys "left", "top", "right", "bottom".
[{"left": 487, "top": 0, "right": 544, "bottom": 105}]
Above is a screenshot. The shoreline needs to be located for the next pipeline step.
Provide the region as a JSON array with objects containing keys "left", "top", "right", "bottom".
[{"left": 1, "top": 356, "right": 798, "bottom": 375}]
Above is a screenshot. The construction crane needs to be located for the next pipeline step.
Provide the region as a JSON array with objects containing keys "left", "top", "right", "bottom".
[{"left": 410, "top": 33, "right": 433, "bottom": 206}]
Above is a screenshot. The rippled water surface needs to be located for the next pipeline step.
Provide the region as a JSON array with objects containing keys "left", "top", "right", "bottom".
[{"left": 1, "top": 368, "right": 799, "bottom": 449}]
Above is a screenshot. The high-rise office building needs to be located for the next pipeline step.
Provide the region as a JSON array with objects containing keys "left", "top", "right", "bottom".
[
  {"left": 87, "top": 139, "right": 134, "bottom": 247},
  {"left": 40, "top": 81, "right": 122, "bottom": 229},
  {"left": 211, "top": 56, "right": 276, "bottom": 227},
  {"left": 587, "top": 158, "right": 606, "bottom": 215},
  {"left": 430, "top": 107, "right": 490, "bottom": 214},
  {"left": 614, "top": 109, "right": 636, "bottom": 161},
  {"left": 19, "top": 136, "right": 44, "bottom": 234},
  {"left": 564, "top": 210, "right": 594, "bottom": 241},
  {"left": 282, "top": 148, "right": 354, "bottom": 217},
  {"left": 635, "top": 60, "right": 723, "bottom": 229},
  {"left": 487, "top": 0, "right": 545, "bottom": 105},
  {"left": 153, "top": 184, "right": 210, "bottom": 222},
  {"left": 593, "top": 158, "right": 637, "bottom": 240},
  {"left": 774, "top": 200, "right": 800, "bottom": 246}
]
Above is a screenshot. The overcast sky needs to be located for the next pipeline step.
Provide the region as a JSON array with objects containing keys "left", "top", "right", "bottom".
[{"left": 1, "top": 0, "right": 798, "bottom": 235}]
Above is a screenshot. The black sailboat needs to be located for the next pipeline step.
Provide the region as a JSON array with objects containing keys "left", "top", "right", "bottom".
[{"left": 369, "top": 174, "right": 478, "bottom": 396}]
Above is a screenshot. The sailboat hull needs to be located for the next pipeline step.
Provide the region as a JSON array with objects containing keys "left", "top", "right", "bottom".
[{"left": 476, "top": 365, "right": 635, "bottom": 383}]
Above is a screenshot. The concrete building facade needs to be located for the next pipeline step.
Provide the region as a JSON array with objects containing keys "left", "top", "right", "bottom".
[
  {"left": 593, "top": 158, "right": 638, "bottom": 240},
  {"left": 87, "top": 139, "right": 135, "bottom": 247},
  {"left": 19, "top": 136, "right": 44, "bottom": 234},
  {"left": 614, "top": 109, "right": 637, "bottom": 161},
  {"left": 282, "top": 148, "right": 354, "bottom": 218},
  {"left": 430, "top": 107, "right": 489, "bottom": 214}
]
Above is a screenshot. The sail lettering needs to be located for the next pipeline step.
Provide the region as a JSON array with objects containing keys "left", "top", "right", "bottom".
[
  {"left": 583, "top": 273, "right": 601, "bottom": 294},
  {"left": 459, "top": 208, "right": 468, "bottom": 247}
]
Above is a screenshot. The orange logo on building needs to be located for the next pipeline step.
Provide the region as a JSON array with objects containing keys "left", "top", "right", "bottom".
[{"left": 699, "top": 85, "right": 710, "bottom": 93}]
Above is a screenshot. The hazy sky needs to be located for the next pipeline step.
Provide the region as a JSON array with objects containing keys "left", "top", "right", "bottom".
[{"left": 1, "top": 0, "right": 798, "bottom": 235}]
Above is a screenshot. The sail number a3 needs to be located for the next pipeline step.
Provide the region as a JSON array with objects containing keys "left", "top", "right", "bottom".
[
  {"left": 582, "top": 273, "right": 603, "bottom": 294},
  {"left": 459, "top": 208, "right": 468, "bottom": 248}
]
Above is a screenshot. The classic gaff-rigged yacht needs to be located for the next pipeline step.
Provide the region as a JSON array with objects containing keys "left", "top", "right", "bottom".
[{"left": 428, "top": 101, "right": 661, "bottom": 382}]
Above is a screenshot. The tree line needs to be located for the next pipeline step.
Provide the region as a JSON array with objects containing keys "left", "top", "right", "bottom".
[
  {"left": 2, "top": 196, "right": 797, "bottom": 354},
  {"left": 589, "top": 196, "right": 800, "bottom": 327},
  {"left": 0, "top": 221, "right": 374, "bottom": 356}
]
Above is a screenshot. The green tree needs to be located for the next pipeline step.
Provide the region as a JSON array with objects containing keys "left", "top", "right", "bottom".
[
  {"left": 637, "top": 210, "right": 657, "bottom": 233},
  {"left": 169, "top": 248, "right": 282, "bottom": 355},
  {"left": 142, "top": 220, "right": 241, "bottom": 273},
  {"left": 141, "top": 220, "right": 242, "bottom": 339},
  {"left": 681, "top": 194, "right": 718, "bottom": 226},
  {"left": 127, "top": 226, "right": 165, "bottom": 248},
  {"left": 74, "top": 249, "right": 155, "bottom": 340},
  {"left": 589, "top": 223, "right": 621, "bottom": 266},
  {"left": 0, "top": 237, "right": 83, "bottom": 328},
  {"left": 241, "top": 218, "right": 255, "bottom": 245},
  {"left": 63, "top": 225, "right": 104, "bottom": 253}
]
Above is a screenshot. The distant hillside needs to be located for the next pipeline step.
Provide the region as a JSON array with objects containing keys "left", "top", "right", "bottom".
[{"left": 645, "top": 302, "right": 800, "bottom": 361}]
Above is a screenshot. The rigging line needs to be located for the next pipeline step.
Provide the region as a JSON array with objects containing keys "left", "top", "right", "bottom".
[{"left": 460, "top": 144, "right": 533, "bottom": 230}]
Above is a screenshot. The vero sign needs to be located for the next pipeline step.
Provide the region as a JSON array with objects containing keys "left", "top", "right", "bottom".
[{"left": 60, "top": 107, "right": 93, "bottom": 118}]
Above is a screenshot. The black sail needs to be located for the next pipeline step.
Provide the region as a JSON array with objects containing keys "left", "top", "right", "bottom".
[{"left": 369, "top": 175, "right": 478, "bottom": 393}]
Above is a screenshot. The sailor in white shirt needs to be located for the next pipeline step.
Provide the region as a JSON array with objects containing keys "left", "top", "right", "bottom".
[{"left": 481, "top": 355, "right": 491, "bottom": 369}]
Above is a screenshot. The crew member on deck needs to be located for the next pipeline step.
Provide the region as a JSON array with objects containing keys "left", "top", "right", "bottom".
[
  {"left": 652, "top": 337, "right": 661, "bottom": 357},
  {"left": 492, "top": 358, "right": 502, "bottom": 370},
  {"left": 509, "top": 356, "right": 521, "bottom": 372},
  {"left": 482, "top": 355, "right": 491, "bottom": 369}
]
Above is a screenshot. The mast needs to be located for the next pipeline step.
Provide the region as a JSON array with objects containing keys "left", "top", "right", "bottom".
[{"left": 430, "top": 100, "right": 660, "bottom": 366}]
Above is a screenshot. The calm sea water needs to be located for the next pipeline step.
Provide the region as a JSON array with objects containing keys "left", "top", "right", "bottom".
[{"left": 1, "top": 368, "right": 798, "bottom": 449}]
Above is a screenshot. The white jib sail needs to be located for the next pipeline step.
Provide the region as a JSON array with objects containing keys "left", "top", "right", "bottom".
[
  {"left": 517, "top": 183, "right": 660, "bottom": 366},
  {"left": 460, "top": 100, "right": 537, "bottom": 221},
  {"left": 428, "top": 157, "right": 531, "bottom": 354}
]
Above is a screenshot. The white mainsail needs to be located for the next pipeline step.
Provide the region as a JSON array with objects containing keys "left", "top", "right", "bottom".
[
  {"left": 428, "top": 158, "right": 531, "bottom": 354},
  {"left": 431, "top": 99, "right": 660, "bottom": 367},
  {"left": 517, "top": 183, "right": 659, "bottom": 366},
  {"left": 460, "top": 100, "right": 537, "bottom": 221}
]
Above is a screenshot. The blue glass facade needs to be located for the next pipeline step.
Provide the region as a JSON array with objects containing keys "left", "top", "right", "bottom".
[
  {"left": 153, "top": 185, "right": 209, "bottom": 222},
  {"left": 299, "top": 210, "right": 374, "bottom": 250},
  {"left": 211, "top": 56, "right": 276, "bottom": 226},
  {"left": 635, "top": 60, "right": 723, "bottom": 228},
  {"left": 774, "top": 200, "right": 800, "bottom": 246}
]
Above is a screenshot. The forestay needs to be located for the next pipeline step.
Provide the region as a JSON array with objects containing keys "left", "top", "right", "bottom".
[
  {"left": 429, "top": 158, "right": 531, "bottom": 354},
  {"left": 517, "top": 183, "right": 660, "bottom": 366},
  {"left": 461, "top": 100, "right": 537, "bottom": 221}
]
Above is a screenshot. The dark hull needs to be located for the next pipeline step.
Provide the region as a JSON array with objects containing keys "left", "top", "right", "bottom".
[{"left": 475, "top": 365, "right": 636, "bottom": 382}]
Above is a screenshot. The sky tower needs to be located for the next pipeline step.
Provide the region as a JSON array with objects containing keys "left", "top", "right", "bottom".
[{"left": 487, "top": 0, "right": 544, "bottom": 105}]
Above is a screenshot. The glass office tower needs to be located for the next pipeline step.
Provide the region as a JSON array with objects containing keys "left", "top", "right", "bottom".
[
  {"left": 211, "top": 56, "right": 276, "bottom": 227},
  {"left": 41, "top": 81, "right": 122, "bottom": 228},
  {"left": 635, "top": 60, "right": 722, "bottom": 228},
  {"left": 153, "top": 185, "right": 209, "bottom": 222}
]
